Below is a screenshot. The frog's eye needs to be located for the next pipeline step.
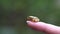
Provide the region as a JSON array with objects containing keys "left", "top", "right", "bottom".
[{"left": 27, "top": 16, "right": 40, "bottom": 22}]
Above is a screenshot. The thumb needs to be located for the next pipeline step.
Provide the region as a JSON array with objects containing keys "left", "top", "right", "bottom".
[{"left": 26, "top": 21, "right": 60, "bottom": 34}]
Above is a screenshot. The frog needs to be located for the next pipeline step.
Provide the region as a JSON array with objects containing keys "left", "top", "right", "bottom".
[{"left": 27, "top": 16, "right": 40, "bottom": 22}]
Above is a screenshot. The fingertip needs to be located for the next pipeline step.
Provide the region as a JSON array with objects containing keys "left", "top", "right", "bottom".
[
  {"left": 26, "top": 21, "right": 38, "bottom": 25},
  {"left": 26, "top": 21, "right": 46, "bottom": 32},
  {"left": 26, "top": 21, "right": 32, "bottom": 24},
  {"left": 26, "top": 21, "right": 30, "bottom": 23}
]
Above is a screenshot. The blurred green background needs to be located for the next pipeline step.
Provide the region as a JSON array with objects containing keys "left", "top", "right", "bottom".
[{"left": 0, "top": 0, "right": 60, "bottom": 34}]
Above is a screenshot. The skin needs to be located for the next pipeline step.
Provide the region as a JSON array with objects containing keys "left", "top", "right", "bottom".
[{"left": 26, "top": 21, "right": 60, "bottom": 34}]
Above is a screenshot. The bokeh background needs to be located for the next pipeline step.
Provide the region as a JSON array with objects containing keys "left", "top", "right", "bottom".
[{"left": 0, "top": 0, "right": 60, "bottom": 34}]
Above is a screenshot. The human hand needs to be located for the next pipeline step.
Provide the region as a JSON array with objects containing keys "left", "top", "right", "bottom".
[{"left": 26, "top": 21, "right": 60, "bottom": 34}]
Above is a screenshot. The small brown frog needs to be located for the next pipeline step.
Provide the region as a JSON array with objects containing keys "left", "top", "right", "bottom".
[{"left": 27, "top": 16, "right": 40, "bottom": 22}]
